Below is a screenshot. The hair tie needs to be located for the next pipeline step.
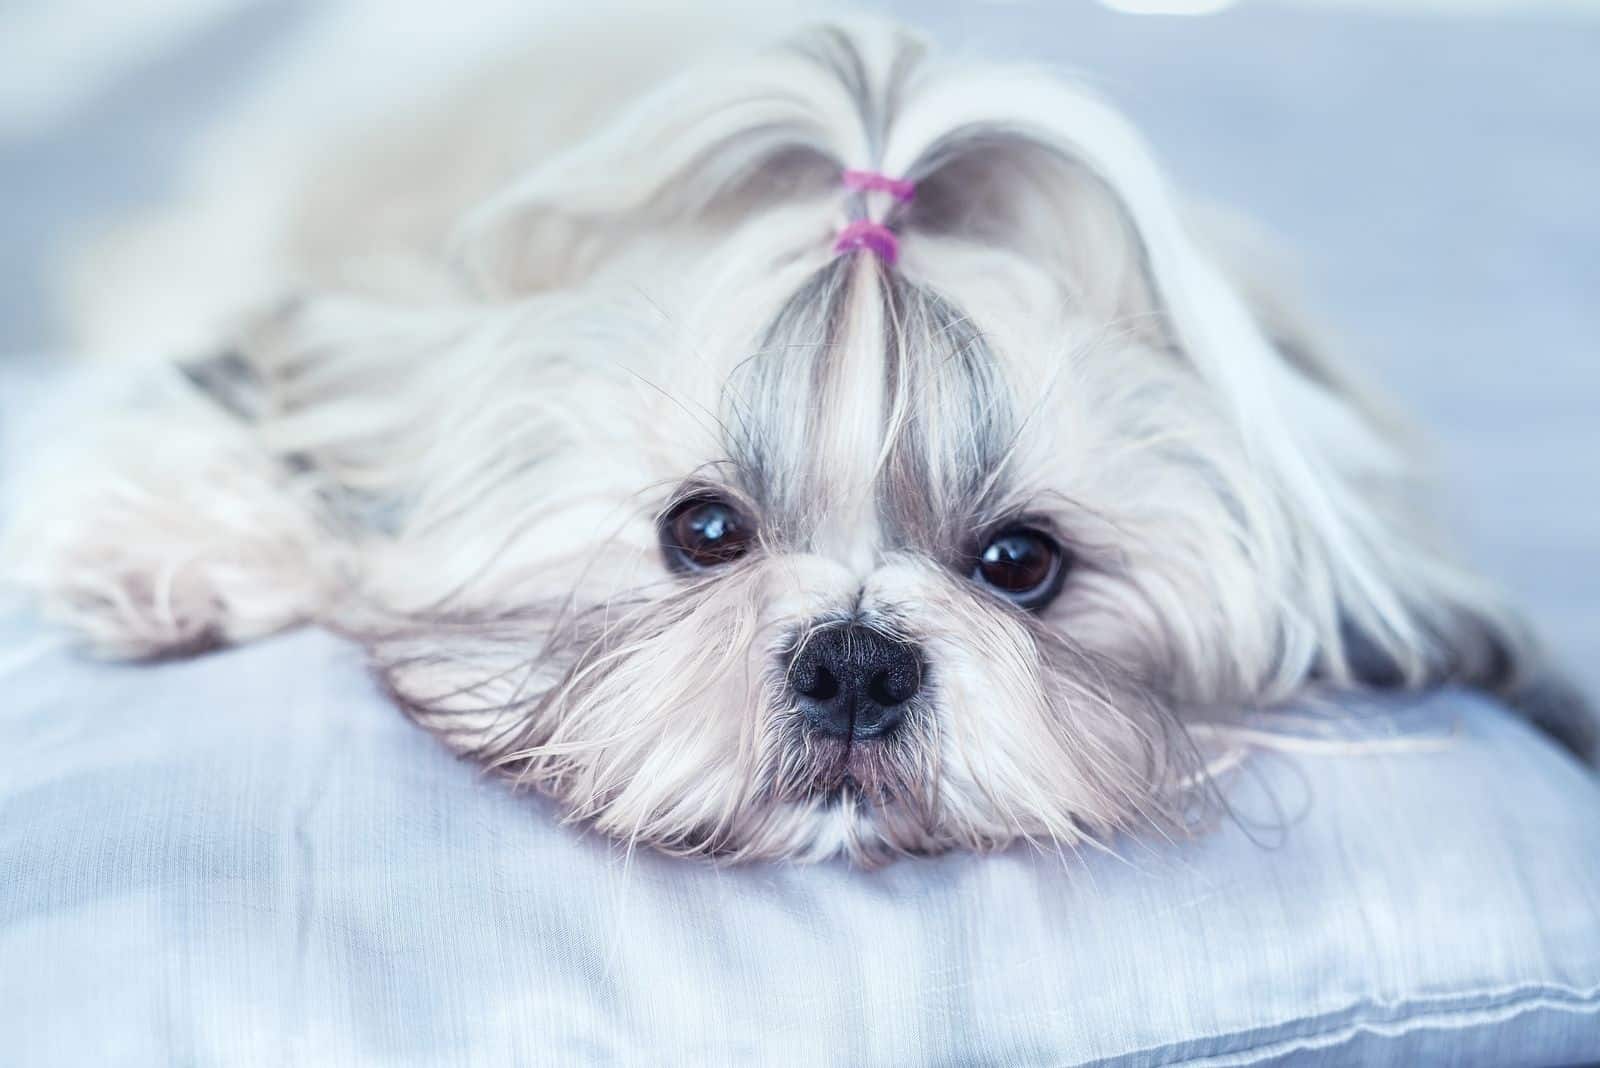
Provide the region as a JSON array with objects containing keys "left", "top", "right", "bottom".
[
  {"left": 833, "top": 219, "right": 900, "bottom": 265},
  {"left": 834, "top": 170, "right": 914, "bottom": 264},
  {"left": 841, "top": 169, "right": 916, "bottom": 203}
]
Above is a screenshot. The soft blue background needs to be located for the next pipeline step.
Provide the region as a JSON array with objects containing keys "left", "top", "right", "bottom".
[{"left": 3, "top": 3, "right": 1599, "bottom": 1064}]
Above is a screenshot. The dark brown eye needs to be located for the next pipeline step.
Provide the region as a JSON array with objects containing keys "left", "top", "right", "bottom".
[
  {"left": 662, "top": 496, "right": 756, "bottom": 572},
  {"left": 973, "top": 527, "right": 1069, "bottom": 609}
]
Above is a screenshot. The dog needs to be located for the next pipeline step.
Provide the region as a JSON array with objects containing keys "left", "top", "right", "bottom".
[{"left": 6, "top": 11, "right": 1593, "bottom": 865}]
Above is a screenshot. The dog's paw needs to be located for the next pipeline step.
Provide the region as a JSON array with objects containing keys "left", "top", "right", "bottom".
[{"left": 3, "top": 396, "right": 334, "bottom": 659}]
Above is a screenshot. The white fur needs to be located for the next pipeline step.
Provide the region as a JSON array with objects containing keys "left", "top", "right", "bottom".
[{"left": 5, "top": 11, "right": 1557, "bottom": 865}]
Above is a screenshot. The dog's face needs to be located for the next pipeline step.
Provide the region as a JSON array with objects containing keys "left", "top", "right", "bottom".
[
  {"left": 369, "top": 215, "right": 1293, "bottom": 864},
  {"left": 326, "top": 22, "right": 1512, "bottom": 864}
]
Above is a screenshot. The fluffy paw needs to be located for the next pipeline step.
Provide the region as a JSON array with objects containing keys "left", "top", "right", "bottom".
[{"left": 3, "top": 390, "right": 333, "bottom": 659}]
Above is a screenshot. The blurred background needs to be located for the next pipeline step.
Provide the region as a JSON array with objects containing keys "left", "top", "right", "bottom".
[{"left": 2, "top": 0, "right": 1596, "bottom": 690}]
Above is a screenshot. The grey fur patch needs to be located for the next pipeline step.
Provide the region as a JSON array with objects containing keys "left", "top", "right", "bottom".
[
  {"left": 180, "top": 349, "right": 269, "bottom": 421},
  {"left": 723, "top": 259, "right": 1015, "bottom": 563},
  {"left": 876, "top": 272, "right": 1016, "bottom": 558}
]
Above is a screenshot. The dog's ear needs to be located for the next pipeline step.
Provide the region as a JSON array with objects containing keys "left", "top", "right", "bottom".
[
  {"left": 1258, "top": 292, "right": 1596, "bottom": 762},
  {"left": 208, "top": 293, "right": 480, "bottom": 500},
  {"left": 1228, "top": 266, "right": 1528, "bottom": 690}
]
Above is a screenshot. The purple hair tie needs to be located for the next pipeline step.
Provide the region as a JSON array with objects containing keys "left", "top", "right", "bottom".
[
  {"left": 833, "top": 219, "right": 900, "bottom": 265},
  {"left": 834, "top": 170, "right": 913, "bottom": 264},
  {"left": 841, "top": 168, "right": 916, "bottom": 203}
]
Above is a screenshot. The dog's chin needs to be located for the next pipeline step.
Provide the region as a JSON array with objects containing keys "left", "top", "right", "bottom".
[
  {"left": 730, "top": 730, "right": 942, "bottom": 865},
  {"left": 745, "top": 792, "right": 923, "bottom": 868}
]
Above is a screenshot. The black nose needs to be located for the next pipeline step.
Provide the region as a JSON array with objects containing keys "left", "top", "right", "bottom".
[{"left": 788, "top": 623, "right": 922, "bottom": 741}]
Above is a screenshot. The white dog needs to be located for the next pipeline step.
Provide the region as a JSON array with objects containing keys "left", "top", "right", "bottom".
[{"left": 7, "top": 10, "right": 1591, "bottom": 864}]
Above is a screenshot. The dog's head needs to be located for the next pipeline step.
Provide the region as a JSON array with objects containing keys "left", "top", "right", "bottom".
[{"left": 309, "top": 20, "right": 1516, "bottom": 863}]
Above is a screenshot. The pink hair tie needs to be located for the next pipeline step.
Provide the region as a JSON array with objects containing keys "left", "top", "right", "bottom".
[
  {"left": 833, "top": 219, "right": 900, "bottom": 265},
  {"left": 834, "top": 170, "right": 913, "bottom": 264},
  {"left": 841, "top": 168, "right": 916, "bottom": 203}
]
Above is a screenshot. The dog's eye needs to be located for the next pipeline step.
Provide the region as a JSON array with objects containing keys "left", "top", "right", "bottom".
[
  {"left": 662, "top": 496, "right": 756, "bottom": 571},
  {"left": 972, "top": 528, "right": 1069, "bottom": 609}
]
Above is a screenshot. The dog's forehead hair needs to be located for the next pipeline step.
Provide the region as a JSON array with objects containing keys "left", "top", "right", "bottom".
[{"left": 724, "top": 259, "right": 1015, "bottom": 563}]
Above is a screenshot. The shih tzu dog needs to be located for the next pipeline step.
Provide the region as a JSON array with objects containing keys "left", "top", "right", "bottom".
[{"left": 7, "top": 11, "right": 1592, "bottom": 864}]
